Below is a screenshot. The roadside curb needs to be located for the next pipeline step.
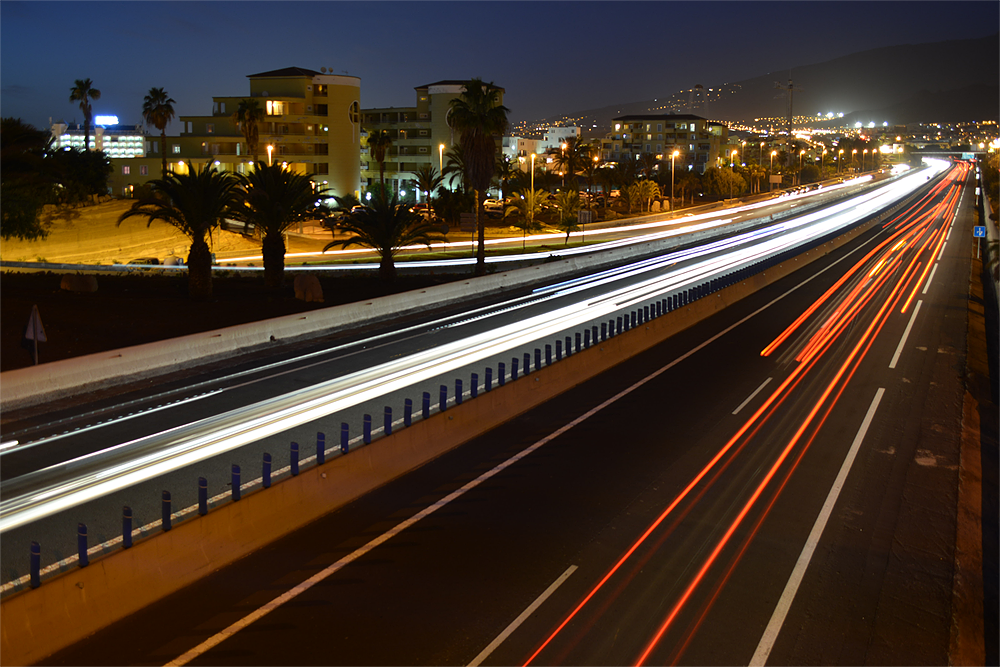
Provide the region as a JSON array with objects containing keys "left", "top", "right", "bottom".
[{"left": 949, "top": 239, "right": 992, "bottom": 666}]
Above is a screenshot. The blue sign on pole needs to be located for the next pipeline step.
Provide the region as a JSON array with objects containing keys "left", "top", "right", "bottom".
[{"left": 973, "top": 226, "right": 986, "bottom": 238}]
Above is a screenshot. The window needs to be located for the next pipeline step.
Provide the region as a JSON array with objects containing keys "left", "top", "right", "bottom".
[
  {"left": 419, "top": 129, "right": 428, "bottom": 136},
  {"left": 316, "top": 104, "right": 328, "bottom": 116},
  {"left": 349, "top": 101, "right": 359, "bottom": 124},
  {"left": 419, "top": 113, "right": 428, "bottom": 119},
  {"left": 315, "top": 144, "right": 328, "bottom": 155},
  {"left": 266, "top": 100, "right": 285, "bottom": 116},
  {"left": 645, "top": 144, "right": 651, "bottom": 152},
  {"left": 140, "top": 165, "right": 148, "bottom": 176},
  {"left": 172, "top": 144, "right": 181, "bottom": 154},
  {"left": 206, "top": 124, "right": 214, "bottom": 134},
  {"left": 314, "top": 84, "right": 327, "bottom": 97},
  {"left": 315, "top": 163, "right": 329, "bottom": 174},
  {"left": 657, "top": 124, "right": 662, "bottom": 131},
  {"left": 122, "top": 166, "right": 130, "bottom": 175}
]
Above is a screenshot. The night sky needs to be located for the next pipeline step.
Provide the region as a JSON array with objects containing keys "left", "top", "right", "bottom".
[{"left": 2, "top": 1, "right": 997, "bottom": 131}]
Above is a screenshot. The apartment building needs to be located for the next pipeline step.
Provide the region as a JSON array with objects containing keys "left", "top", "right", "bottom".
[
  {"left": 599, "top": 114, "right": 728, "bottom": 173},
  {"left": 175, "top": 67, "right": 361, "bottom": 198},
  {"left": 360, "top": 80, "right": 505, "bottom": 198}
]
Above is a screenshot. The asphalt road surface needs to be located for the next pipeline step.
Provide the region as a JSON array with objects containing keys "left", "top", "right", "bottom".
[{"left": 39, "top": 162, "right": 976, "bottom": 665}]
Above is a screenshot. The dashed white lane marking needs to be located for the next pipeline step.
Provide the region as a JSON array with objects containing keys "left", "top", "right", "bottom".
[
  {"left": 889, "top": 300, "right": 922, "bottom": 369},
  {"left": 749, "top": 388, "right": 885, "bottom": 666},
  {"left": 467, "top": 565, "right": 578, "bottom": 667},
  {"left": 732, "top": 377, "right": 773, "bottom": 415},
  {"left": 922, "top": 264, "right": 938, "bottom": 295}
]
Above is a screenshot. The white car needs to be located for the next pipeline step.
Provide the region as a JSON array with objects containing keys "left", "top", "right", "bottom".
[{"left": 484, "top": 199, "right": 504, "bottom": 216}]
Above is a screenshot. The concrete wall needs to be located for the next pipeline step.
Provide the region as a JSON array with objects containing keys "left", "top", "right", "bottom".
[{"left": 0, "top": 215, "right": 881, "bottom": 666}]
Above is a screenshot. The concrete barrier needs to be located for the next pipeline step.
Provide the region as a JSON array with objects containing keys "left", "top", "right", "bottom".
[{"left": 0, "top": 213, "right": 882, "bottom": 666}]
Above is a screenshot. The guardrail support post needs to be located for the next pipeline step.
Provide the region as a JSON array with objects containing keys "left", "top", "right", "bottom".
[
  {"left": 471, "top": 373, "right": 478, "bottom": 398},
  {"left": 341, "top": 423, "right": 350, "bottom": 454},
  {"left": 162, "top": 491, "right": 172, "bottom": 532},
  {"left": 290, "top": 442, "right": 299, "bottom": 476},
  {"left": 232, "top": 464, "right": 242, "bottom": 500},
  {"left": 485, "top": 367, "right": 493, "bottom": 391},
  {"left": 263, "top": 452, "right": 272, "bottom": 488},
  {"left": 77, "top": 523, "right": 89, "bottom": 568},
  {"left": 384, "top": 406, "right": 393, "bottom": 435},
  {"left": 363, "top": 415, "right": 372, "bottom": 444},
  {"left": 422, "top": 392, "right": 431, "bottom": 419},
  {"left": 555, "top": 340, "right": 563, "bottom": 360},
  {"left": 617, "top": 315, "right": 623, "bottom": 333},
  {"left": 317, "top": 432, "right": 326, "bottom": 465},
  {"left": 584, "top": 329, "right": 591, "bottom": 348},
  {"left": 535, "top": 348, "right": 541, "bottom": 370},
  {"left": 123, "top": 506, "right": 133, "bottom": 548},
  {"left": 511, "top": 357, "right": 519, "bottom": 380},
  {"left": 455, "top": 379, "right": 463, "bottom": 405},
  {"left": 439, "top": 385, "right": 448, "bottom": 412},
  {"left": 498, "top": 362, "right": 506, "bottom": 385},
  {"left": 198, "top": 477, "right": 208, "bottom": 515},
  {"left": 545, "top": 344, "right": 552, "bottom": 365},
  {"left": 644, "top": 305, "right": 650, "bottom": 322},
  {"left": 30, "top": 542, "right": 40, "bottom": 589},
  {"left": 404, "top": 398, "right": 413, "bottom": 426},
  {"left": 592, "top": 325, "right": 598, "bottom": 343},
  {"left": 601, "top": 322, "right": 608, "bottom": 341},
  {"left": 575, "top": 332, "right": 582, "bottom": 353},
  {"left": 524, "top": 352, "right": 531, "bottom": 374}
]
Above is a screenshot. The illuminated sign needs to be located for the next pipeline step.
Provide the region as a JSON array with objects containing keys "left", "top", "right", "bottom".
[{"left": 94, "top": 115, "right": 119, "bottom": 126}]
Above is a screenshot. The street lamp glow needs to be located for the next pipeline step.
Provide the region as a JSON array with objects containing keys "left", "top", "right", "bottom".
[
  {"left": 439, "top": 143, "right": 445, "bottom": 175},
  {"left": 266, "top": 145, "right": 273, "bottom": 167}
]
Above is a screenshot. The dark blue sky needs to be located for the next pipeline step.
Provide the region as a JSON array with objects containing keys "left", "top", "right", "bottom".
[{"left": 2, "top": 1, "right": 997, "bottom": 131}]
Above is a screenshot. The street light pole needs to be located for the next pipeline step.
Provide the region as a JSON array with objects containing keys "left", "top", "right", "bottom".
[
  {"left": 439, "top": 143, "right": 444, "bottom": 175},
  {"left": 838, "top": 148, "right": 844, "bottom": 174},
  {"left": 799, "top": 149, "right": 805, "bottom": 185},
  {"left": 530, "top": 153, "right": 536, "bottom": 193},
  {"left": 670, "top": 150, "right": 679, "bottom": 214},
  {"left": 770, "top": 150, "right": 776, "bottom": 191}
]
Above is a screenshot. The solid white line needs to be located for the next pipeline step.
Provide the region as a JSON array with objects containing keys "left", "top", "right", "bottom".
[
  {"left": 889, "top": 300, "right": 922, "bottom": 369},
  {"left": 732, "top": 377, "right": 773, "bottom": 415},
  {"left": 749, "top": 387, "right": 885, "bottom": 667},
  {"left": 922, "top": 264, "right": 938, "bottom": 295},
  {"left": 467, "top": 565, "right": 578, "bottom": 667}
]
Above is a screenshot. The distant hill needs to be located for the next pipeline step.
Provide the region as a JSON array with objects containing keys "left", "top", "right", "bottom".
[{"left": 531, "top": 33, "right": 998, "bottom": 134}]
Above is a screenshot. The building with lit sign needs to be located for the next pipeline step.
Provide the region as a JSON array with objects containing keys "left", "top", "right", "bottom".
[{"left": 50, "top": 120, "right": 146, "bottom": 158}]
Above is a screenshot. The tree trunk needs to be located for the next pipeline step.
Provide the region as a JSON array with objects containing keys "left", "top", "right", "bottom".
[
  {"left": 262, "top": 232, "right": 286, "bottom": 289},
  {"left": 379, "top": 251, "right": 396, "bottom": 283},
  {"left": 187, "top": 236, "right": 213, "bottom": 300},
  {"left": 474, "top": 189, "right": 486, "bottom": 276},
  {"left": 160, "top": 130, "right": 168, "bottom": 178}
]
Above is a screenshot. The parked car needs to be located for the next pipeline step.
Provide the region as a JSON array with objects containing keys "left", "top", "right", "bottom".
[{"left": 484, "top": 199, "right": 504, "bottom": 216}]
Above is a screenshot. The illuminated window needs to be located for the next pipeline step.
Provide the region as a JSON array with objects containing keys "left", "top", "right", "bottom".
[
  {"left": 140, "top": 165, "right": 148, "bottom": 176},
  {"left": 122, "top": 166, "right": 130, "bottom": 175},
  {"left": 206, "top": 124, "right": 214, "bottom": 134},
  {"left": 172, "top": 145, "right": 181, "bottom": 154},
  {"left": 267, "top": 100, "right": 285, "bottom": 116}
]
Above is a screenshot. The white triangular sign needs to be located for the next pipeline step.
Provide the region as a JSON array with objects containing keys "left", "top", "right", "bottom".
[{"left": 24, "top": 305, "right": 46, "bottom": 342}]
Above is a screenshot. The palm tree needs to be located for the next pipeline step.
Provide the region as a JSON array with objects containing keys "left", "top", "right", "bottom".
[
  {"left": 69, "top": 78, "right": 101, "bottom": 154},
  {"left": 448, "top": 78, "right": 509, "bottom": 276},
  {"left": 551, "top": 137, "right": 591, "bottom": 190},
  {"left": 638, "top": 180, "right": 661, "bottom": 212},
  {"left": 118, "top": 164, "right": 240, "bottom": 299},
  {"left": 411, "top": 163, "right": 443, "bottom": 219},
  {"left": 442, "top": 144, "right": 467, "bottom": 193},
  {"left": 233, "top": 164, "right": 331, "bottom": 289},
  {"left": 504, "top": 188, "right": 546, "bottom": 249},
  {"left": 554, "top": 190, "right": 582, "bottom": 244},
  {"left": 494, "top": 153, "right": 519, "bottom": 201},
  {"left": 231, "top": 98, "right": 264, "bottom": 166},
  {"left": 324, "top": 188, "right": 446, "bottom": 282},
  {"left": 366, "top": 129, "right": 393, "bottom": 185},
  {"left": 638, "top": 152, "right": 660, "bottom": 181},
  {"left": 142, "top": 87, "right": 176, "bottom": 178}
]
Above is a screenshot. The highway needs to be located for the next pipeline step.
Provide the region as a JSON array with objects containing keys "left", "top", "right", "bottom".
[
  {"left": 36, "top": 159, "right": 976, "bottom": 665},
  {"left": 0, "top": 163, "right": 950, "bottom": 592}
]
